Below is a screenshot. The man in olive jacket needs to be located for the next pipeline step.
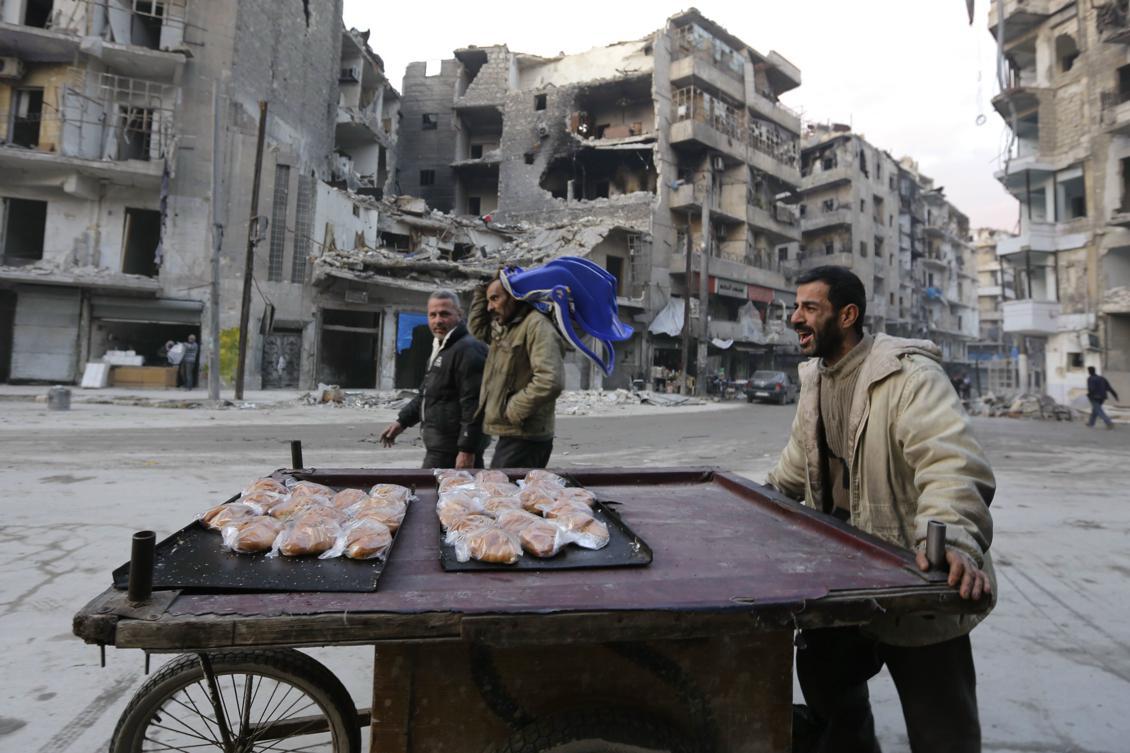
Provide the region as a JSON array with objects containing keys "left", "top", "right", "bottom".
[
  {"left": 380, "top": 290, "right": 488, "bottom": 469},
  {"left": 768, "top": 266, "right": 995, "bottom": 753},
  {"left": 469, "top": 274, "right": 565, "bottom": 469}
]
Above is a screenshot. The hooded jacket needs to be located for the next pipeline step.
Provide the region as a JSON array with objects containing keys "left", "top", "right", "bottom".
[
  {"left": 768, "top": 334, "right": 996, "bottom": 646},
  {"left": 469, "top": 285, "right": 565, "bottom": 440}
]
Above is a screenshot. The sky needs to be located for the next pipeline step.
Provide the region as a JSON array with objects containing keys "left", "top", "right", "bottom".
[{"left": 343, "top": 0, "right": 1019, "bottom": 232}]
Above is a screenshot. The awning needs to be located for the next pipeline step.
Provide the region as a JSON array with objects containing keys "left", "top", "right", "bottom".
[{"left": 91, "top": 296, "right": 203, "bottom": 325}]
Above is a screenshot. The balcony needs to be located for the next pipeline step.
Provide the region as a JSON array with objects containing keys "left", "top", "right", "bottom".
[
  {"left": 669, "top": 251, "right": 787, "bottom": 291},
  {"left": 748, "top": 203, "right": 801, "bottom": 243},
  {"left": 337, "top": 106, "right": 393, "bottom": 148},
  {"left": 1101, "top": 91, "right": 1130, "bottom": 135},
  {"left": 1002, "top": 299, "right": 1061, "bottom": 334},
  {"left": 1111, "top": 208, "right": 1130, "bottom": 228},
  {"left": 801, "top": 207, "right": 852, "bottom": 232},
  {"left": 997, "top": 222, "right": 1089, "bottom": 255},
  {"left": 992, "top": 85, "right": 1044, "bottom": 120},
  {"left": 670, "top": 55, "right": 745, "bottom": 105},
  {"left": 748, "top": 89, "right": 801, "bottom": 135},
  {"left": 799, "top": 164, "right": 852, "bottom": 193},
  {"left": 799, "top": 252, "right": 856, "bottom": 272},
  {"left": 0, "top": 148, "right": 163, "bottom": 190},
  {"left": 994, "top": 153, "right": 1055, "bottom": 196},
  {"left": 987, "top": 0, "right": 1051, "bottom": 44}
]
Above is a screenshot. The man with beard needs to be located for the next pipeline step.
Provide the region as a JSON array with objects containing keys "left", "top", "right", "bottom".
[
  {"left": 767, "top": 266, "right": 995, "bottom": 753},
  {"left": 380, "top": 289, "right": 488, "bottom": 469},
  {"left": 469, "top": 273, "right": 565, "bottom": 469}
]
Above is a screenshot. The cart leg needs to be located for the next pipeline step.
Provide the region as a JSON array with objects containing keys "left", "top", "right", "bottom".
[
  {"left": 371, "top": 644, "right": 416, "bottom": 753},
  {"left": 197, "top": 652, "right": 236, "bottom": 753}
]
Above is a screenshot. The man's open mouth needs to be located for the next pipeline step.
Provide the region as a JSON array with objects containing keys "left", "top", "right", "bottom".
[{"left": 796, "top": 329, "right": 813, "bottom": 348}]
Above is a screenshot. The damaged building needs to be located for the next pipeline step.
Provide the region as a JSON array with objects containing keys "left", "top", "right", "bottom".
[
  {"left": 0, "top": 0, "right": 398, "bottom": 389},
  {"left": 989, "top": 0, "right": 1130, "bottom": 402},
  {"left": 395, "top": 8, "right": 805, "bottom": 387},
  {"left": 797, "top": 126, "right": 979, "bottom": 366}
]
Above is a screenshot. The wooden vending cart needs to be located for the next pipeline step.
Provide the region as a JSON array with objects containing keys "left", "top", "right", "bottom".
[{"left": 72, "top": 467, "right": 986, "bottom": 753}]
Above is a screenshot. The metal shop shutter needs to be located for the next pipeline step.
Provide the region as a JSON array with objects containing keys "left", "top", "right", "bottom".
[
  {"left": 91, "top": 296, "right": 203, "bottom": 324},
  {"left": 10, "top": 286, "right": 81, "bottom": 382}
]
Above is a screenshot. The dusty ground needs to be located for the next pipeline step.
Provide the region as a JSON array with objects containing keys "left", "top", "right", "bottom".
[{"left": 0, "top": 391, "right": 1127, "bottom": 752}]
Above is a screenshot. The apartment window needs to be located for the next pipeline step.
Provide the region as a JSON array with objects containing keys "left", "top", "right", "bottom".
[
  {"left": 824, "top": 241, "right": 834, "bottom": 255},
  {"left": 117, "top": 106, "right": 154, "bottom": 161},
  {"left": 419, "top": 169, "right": 435, "bottom": 186},
  {"left": 889, "top": 292, "right": 895, "bottom": 305},
  {"left": 468, "top": 196, "right": 481, "bottom": 215},
  {"left": 822, "top": 198, "right": 835, "bottom": 212},
  {"left": 822, "top": 157, "right": 834, "bottom": 171},
  {"left": 799, "top": 204, "right": 807, "bottom": 217},
  {"left": 888, "top": 176, "right": 895, "bottom": 190},
  {"left": 268, "top": 164, "right": 290, "bottom": 282},
  {"left": 121, "top": 208, "right": 162, "bottom": 277},
  {"left": 859, "top": 241, "right": 868, "bottom": 258},
  {"left": 534, "top": 94, "right": 547, "bottom": 111},
  {"left": 23, "top": 0, "right": 52, "bottom": 26},
  {"left": 1056, "top": 34, "right": 1079, "bottom": 73},
  {"left": 1056, "top": 168, "right": 1086, "bottom": 220},
  {"left": 889, "top": 214, "right": 894, "bottom": 227},
  {"left": 422, "top": 113, "right": 438, "bottom": 130},
  {"left": 470, "top": 144, "right": 483, "bottom": 159},
  {"left": 0, "top": 197, "right": 47, "bottom": 266},
  {"left": 778, "top": 246, "right": 789, "bottom": 262},
  {"left": 1068, "top": 352, "right": 1085, "bottom": 369},
  {"left": 131, "top": 1, "right": 166, "bottom": 50},
  {"left": 605, "top": 255, "right": 624, "bottom": 295},
  {"left": 860, "top": 198, "right": 866, "bottom": 212},
  {"left": 292, "top": 173, "right": 316, "bottom": 282},
  {"left": 10, "top": 89, "right": 44, "bottom": 148}
]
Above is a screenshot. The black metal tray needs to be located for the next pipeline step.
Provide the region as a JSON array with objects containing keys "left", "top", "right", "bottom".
[
  {"left": 439, "top": 499, "right": 653, "bottom": 571},
  {"left": 111, "top": 494, "right": 411, "bottom": 593}
]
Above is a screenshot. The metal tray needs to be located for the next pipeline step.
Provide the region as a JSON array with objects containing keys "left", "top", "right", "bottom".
[
  {"left": 111, "top": 492, "right": 411, "bottom": 593},
  {"left": 439, "top": 499, "right": 653, "bottom": 572}
]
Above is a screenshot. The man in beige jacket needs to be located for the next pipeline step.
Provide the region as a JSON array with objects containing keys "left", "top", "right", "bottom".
[
  {"left": 768, "top": 266, "right": 995, "bottom": 753},
  {"left": 469, "top": 274, "right": 565, "bottom": 469}
]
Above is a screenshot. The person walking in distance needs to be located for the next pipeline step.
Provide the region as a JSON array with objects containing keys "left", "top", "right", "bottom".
[
  {"left": 469, "top": 272, "right": 565, "bottom": 469},
  {"left": 1086, "top": 365, "right": 1120, "bottom": 429},
  {"left": 380, "top": 290, "right": 489, "bottom": 468},
  {"left": 768, "top": 266, "right": 995, "bottom": 753}
]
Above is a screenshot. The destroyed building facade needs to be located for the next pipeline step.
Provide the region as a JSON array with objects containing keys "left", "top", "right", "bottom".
[
  {"left": 797, "top": 126, "right": 979, "bottom": 364},
  {"left": 395, "top": 9, "right": 805, "bottom": 388},
  {"left": 990, "top": 0, "right": 1130, "bottom": 403},
  {"left": 0, "top": 0, "right": 397, "bottom": 389}
]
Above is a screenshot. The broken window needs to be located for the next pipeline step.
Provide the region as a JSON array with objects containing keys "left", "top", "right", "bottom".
[
  {"left": 1067, "top": 352, "right": 1084, "bottom": 369},
  {"left": 379, "top": 231, "right": 410, "bottom": 251},
  {"left": 131, "top": 1, "right": 166, "bottom": 50},
  {"left": 23, "top": 0, "right": 53, "bottom": 27},
  {"left": 605, "top": 256, "right": 624, "bottom": 296},
  {"left": 1056, "top": 167, "right": 1086, "bottom": 220},
  {"left": 10, "top": 89, "right": 44, "bottom": 148},
  {"left": 1056, "top": 34, "right": 1079, "bottom": 73},
  {"left": 121, "top": 207, "right": 161, "bottom": 277},
  {"left": 420, "top": 169, "right": 435, "bottom": 186},
  {"left": 117, "top": 106, "right": 154, "bottom": 161},
  {"left": 535, "top": 94, "right": 547, "bottom": 111},
  {"left": 540, "top": 148, "right": 657, "bottom": 201},
  {"left": 0, "top": 197, "right": 47, "bottom": 266},
  {"left": 268, "top": 164, "right": 290, "bottom": 282},
  {"left": 422, "top": 113, "right": 438, "bottom": 130},
  {"left": 470, "top": 144, "right": 483, "bottom": 159}
]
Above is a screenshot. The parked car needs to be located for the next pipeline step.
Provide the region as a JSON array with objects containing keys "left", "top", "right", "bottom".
[{"left": 745, "top": 370, "right": 797, "bottom": 404}]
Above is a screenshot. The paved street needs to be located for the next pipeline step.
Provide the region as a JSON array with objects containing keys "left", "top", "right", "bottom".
[{"left": 1, "top": 396, "right": 1127, "bottom": 752}]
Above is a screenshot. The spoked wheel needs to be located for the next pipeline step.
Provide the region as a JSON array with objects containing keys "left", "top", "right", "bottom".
[{"left": 110, "top": 648, "right": 361, "bottom": 753}]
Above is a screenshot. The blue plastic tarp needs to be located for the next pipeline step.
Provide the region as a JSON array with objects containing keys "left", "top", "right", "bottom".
[{"left": 396, "top": 312, "right": 428, "bottom": 353}]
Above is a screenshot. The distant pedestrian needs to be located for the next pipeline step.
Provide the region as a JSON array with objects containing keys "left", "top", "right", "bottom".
[
  {"left": 180, "top": 334, "right": 199, "bottom": 390},
  {"left": 1086, "top": 366, "right": 1119, "bottom": 429}
]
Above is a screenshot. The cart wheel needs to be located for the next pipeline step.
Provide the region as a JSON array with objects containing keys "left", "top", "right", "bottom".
[
  {"left": 109, "top": 648, "right": 361, "bottom": 753},
  {"left": 491, "top": 707, "right": 696, "bottom": 753}
]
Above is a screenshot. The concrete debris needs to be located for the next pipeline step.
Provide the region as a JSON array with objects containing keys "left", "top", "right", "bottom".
[
  {"left": 557, "top": 389, "right": 705, "bottom": 415},
  {"left": 297, "top": 388, "right": 415, "bottom": 409},
  {"left": 971, "top": 392, "right": 1073, "bottom": 421}
]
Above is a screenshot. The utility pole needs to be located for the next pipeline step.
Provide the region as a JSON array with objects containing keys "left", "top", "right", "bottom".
[
  {"left": 697, "top": 156, "right": 714, "bottom": 397},
  {"left": 680, "top": 211, "right": 693, "bottom": 395},
  {"left": 207, "top": 77, "right": 228, "bottom": 402},
  {"left": 235, "top": 100, "right": 268, "bottom": 401}
]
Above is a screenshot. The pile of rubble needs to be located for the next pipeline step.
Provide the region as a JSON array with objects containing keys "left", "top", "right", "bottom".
[
  {"left": 972, "top": 392, "right": 1074, "bottom": 421},
  {"left": 300, "top": 385, "right": 706, "bottom": 416}
]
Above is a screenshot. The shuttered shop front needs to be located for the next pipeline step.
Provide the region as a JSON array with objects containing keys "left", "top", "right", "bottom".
[{"left": 10, "top": 287, "right": 81, "bottom": 382}]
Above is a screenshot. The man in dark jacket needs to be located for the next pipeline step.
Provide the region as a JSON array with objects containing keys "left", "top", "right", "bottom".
[
  {"left": 1087, "top": 366, "right": 1120, "bottom": 429},
  {"left": 380, "top": 290, "right": 489, "bottom": 468}
]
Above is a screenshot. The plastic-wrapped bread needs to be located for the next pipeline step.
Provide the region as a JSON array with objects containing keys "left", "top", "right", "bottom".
[
  {"left": 556, "top": 487, "right": 596, "bottom": 507},
  {"left": 540, "top": 498, "right": 594, "bottom": 519},
  {"left": 442, "top": 513, "right": 495, "bottom": 545},
  {"left": 342, "top": 519, "right": 393, "bottom": 560},
  {"left": 266, "top": 495, "right": 325, "bottom": 520},
  {"left": 369, "top": 483, "right": 413, "bottom": 505},
  {"left": 435, "top": 491, "right": 484, "bottom": 528},
  {"left": 519, "top": 519, "right": 567, "bottom": 558},
  {"left": 239, "top": 490, "right": 287, "bottom": 514},
  {"left": 518, "top": 486, "right": 558, "bottom": 513},
  {"left": 201, "top": 502, "right": 259, "bottom": 530},
  {"left": 482, "top": 495, "right": 522, "bottom": 517},
  {"left": 435, "top": 470, "right": 474, "bottom": 492},
  {"left": 244, "top": 478, "right": 289, "bottom": 496},
  {"left": 524, "top": 470, "right": 566, "bottom": 488},
  {"left": 331, "top": 488, "right": 370, "bottom": 511},
  {"left": 551, "top": 509, "right": 610, "bottom": 550},
  {"left": 351, "top": 502, "right": 406, "bottom": 534},
  {"left": 479, "top": 481, "right": 521, "bottom": 497},
  {"left": 288, "top": 481, "right": 334, "bottom": 500},
  {"left": 273, "top": 511, "right": 341, "bottom": 557},
  {"left": 494, "top": 508, "right": 544, "bottom": 536},
  {"left": 465, "top": 527, "right": 522, "bottom": 564},
  {"left": 475, "top": 470, "right": 511, "bottom": 485},
  {"left": 221, "top": 516, "right": 283, "bottom": 553}
]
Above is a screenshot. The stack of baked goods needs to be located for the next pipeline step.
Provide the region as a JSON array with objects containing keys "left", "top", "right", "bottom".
[
  {"left": 198, "top": 478, "right": 413, "bottom": 560},
  {"left": 436, "top": 469, "right": 610, "bottom": 565}
]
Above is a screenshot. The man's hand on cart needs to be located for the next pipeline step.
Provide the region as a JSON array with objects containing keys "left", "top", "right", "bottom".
[
  {"left": 455, "top": 451, "right": 475, "bottom": 469},
  {"left": 380, "top": 421, "right": 403, "bottom": 448},
  {"left": 916, "top": 547, "right": 992, "bottom": 601}
]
